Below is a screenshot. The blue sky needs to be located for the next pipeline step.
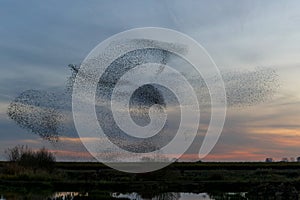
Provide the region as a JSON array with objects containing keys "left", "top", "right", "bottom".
[{"left": 1, "top": 0, "right": 300, "bottom": 161}]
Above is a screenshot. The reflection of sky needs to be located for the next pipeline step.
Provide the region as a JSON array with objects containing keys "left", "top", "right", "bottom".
[{"left": 1, "top": 0, "right": 300, "bottom": 161}]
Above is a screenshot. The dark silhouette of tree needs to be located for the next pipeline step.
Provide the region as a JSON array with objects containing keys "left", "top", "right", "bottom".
[{"left": 5, "top": 145, "right": 55, "bottom": 172}]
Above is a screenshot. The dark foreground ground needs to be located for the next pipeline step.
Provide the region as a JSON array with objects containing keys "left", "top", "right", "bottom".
[{"left": 1, "top": 161, "right": 300, "bottom": 199}]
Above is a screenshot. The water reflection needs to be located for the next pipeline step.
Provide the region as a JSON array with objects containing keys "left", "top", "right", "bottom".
[
  {"left": 51, "top": 192, "right": 88, "bottom": 199},
  {"left": 1, "top": 182, "right": 299, "bottom": 200},
  {"left": 112, "top": 192, "right": 247, "bottom": 200},
  {"left": 112, "top": 192, "right": 181, "bottom": 200},
  {"left": 0, "top": 191, "right": 250, "bottom": 200},
  {"left": 0, "top": 192, "right": 88, "bottom": 200}
]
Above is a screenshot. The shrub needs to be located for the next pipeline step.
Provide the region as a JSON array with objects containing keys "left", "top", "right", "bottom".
[
  {"left": 5, "top": 145, "right": 55, "bottom": 172},
  {"left": 5, "top": 145, "right": 28, "bottom": 162}
]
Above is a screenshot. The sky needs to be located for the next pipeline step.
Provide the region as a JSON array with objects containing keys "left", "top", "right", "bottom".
[{"left": 1, "top": 0, "right": 300, "bottom": 162}]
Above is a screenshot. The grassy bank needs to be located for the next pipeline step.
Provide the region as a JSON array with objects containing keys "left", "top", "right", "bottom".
[{"left": 1, "top": 161, "right": 300, "bottom": 192}]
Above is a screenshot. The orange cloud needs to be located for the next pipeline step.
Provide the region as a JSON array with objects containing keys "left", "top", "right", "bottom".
[
  {"left": 50, "top": 149, "right": 93, "bottom": 160},
  {"left": 250, "top": 128, "right": 300, "bottom": 136}
]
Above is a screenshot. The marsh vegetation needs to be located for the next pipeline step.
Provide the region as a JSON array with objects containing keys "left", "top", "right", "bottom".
[{"left": 0, "top": 153, "right": 300, "bottom": 199}]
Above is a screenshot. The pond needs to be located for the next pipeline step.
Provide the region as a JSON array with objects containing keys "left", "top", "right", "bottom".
[
  {"left": 111, "top": 192, "right": 247, "bottom": 199},
  {"left": 0, "top": 191, "right": 248, "bottom": 200}
]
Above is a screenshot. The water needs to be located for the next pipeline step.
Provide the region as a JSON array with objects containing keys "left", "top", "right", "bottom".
[
  {"left": 0, "top": 192, "right": 88, "bottom": 200},
  {"left": 51, "top": 192, "right": 88, "bottom": 199},
  {"left": 0, "top": 191, "right": 247, "bottom": 200},
  {"left": 112, "top": 192, "right": 247, "bottom": 200}
]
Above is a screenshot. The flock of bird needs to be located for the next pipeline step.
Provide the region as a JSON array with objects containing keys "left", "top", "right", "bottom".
[{"left": 7, "top": 44, "right": 280, "bottom": 155}]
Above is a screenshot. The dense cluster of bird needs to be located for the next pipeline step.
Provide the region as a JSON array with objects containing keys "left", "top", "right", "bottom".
[
  {"left": 7, "top": 90, "right": 64, "bottom": 141},
  {"left": 223, "top": 67, "right": 279, "bottom": 107}
]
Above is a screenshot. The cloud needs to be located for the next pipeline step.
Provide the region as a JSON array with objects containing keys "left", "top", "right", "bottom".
[{"left": 202, "top": 92, "right": 300, "bottom": 161}]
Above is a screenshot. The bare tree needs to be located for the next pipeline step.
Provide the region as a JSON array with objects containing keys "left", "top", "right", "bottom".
[{"left": 5, "top": 145, "right": 55, "bottom": 172}]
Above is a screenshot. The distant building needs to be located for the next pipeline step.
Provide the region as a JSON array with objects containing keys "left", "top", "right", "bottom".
[
  {"left": 281, "top": 157, "right": 289, "bottom": 162},
  {"left": 265, "top": 158, "right": 273, "bottom": 162}
]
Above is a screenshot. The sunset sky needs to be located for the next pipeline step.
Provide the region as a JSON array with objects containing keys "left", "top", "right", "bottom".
[{"left": 1, "top": 0, "right": 300, "bottom": 162}]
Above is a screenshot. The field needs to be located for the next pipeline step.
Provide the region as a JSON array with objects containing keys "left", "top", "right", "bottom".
[{"left": 1, "top": 161, "right": 300, "bottom": 199}]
